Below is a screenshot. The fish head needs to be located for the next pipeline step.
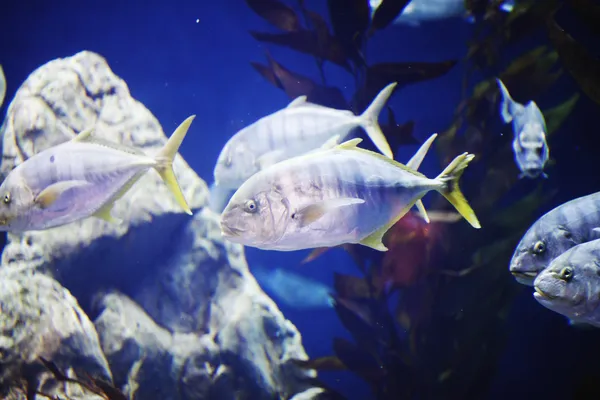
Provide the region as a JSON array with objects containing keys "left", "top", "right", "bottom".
[
  {"left": 514, "top": 123, "right": 548, "bottom": 178},
  {"left": 220, "top": 176, "right": 289, "bottom": 247},
  {"left": 214, "top": 141, "right": 258, "bottom": 189},
  {"left": 509, "top": 221, "right": 577, "bottom": 286},
  {"left": 533, "top": 249, "right": 600, "bottom": 320},
  {"left": 0, "top": 172, "right": 34, "bottom": 231}
]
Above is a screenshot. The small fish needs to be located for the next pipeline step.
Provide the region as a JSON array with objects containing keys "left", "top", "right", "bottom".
[
  {"left": 0, "top": 65, "right": 5, "bottom": 108},
  {"left": 369, "top": 0, "right": 514, "bottom": 26},
  {"left": 0, "top": 116, "right": 195, "bottom": 231},
  {"left": 220, "top": 136, "right": 480, "bottom": 252},
  {"left": 209, "top": 83, "right": 398, "bottom": 213},
  {"left": 533, "top": 239, "right": 600, "bottom": 328},
  {"left": 252, "top": 265, "right": 334, "bottom": 310},
  {"left": 496, "top": 78, "right": 550, "bottom": 179},
  {"left": 509, "top": 192, "right": 600, "bottom": 286}
]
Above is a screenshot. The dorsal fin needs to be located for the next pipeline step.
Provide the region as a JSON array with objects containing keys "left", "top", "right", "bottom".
[
  {"left": 287, "top": 96, "right": 308, "bottom": 108},
  {"left": 337, "top": 138, "right": 363, "bottom": 149},
  {"left": 336, "top": 138, "right": 426, "bottom": 178},
  {"left": 72, "top": 127, "right": 95, "bottom": 142}
]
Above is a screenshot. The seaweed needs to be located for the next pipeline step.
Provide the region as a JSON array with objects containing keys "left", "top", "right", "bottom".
[{"left": 244, "top": 1, "right": 587, "bottom": 399}]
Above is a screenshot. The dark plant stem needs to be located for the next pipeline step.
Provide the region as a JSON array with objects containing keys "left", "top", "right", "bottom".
[{"left": 295, "top": 0, "right": 328, "bottom": 86}]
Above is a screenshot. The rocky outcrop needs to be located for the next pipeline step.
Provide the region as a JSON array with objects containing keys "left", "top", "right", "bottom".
[{"left": 0, "top": 51, "right": 317, "bottom": 399}]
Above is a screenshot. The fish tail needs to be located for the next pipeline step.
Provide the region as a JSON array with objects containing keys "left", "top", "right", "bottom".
[
  {"left": 407, "top": 133, "right": 438, "bottom": 223},
  {"left": 154, "top": 115, "right": 195, "bottom": 215},
  {"left": 358, "top": 82, "right": 397, "bottom": 159},
  {"left": 434, "top": 153, "right": 481, "bottom": 229},
  {"left": 496, "top": 78, "right": 515, "bottom": 123}
]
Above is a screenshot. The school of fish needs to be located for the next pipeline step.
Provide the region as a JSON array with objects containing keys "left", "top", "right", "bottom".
[{"left": 0, "top": 39, "right": 590, "bottom": 329}]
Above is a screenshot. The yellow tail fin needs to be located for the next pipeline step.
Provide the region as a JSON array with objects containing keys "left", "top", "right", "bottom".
[
  {"left": 434, "top": 153, "right": 481, "bottom": 229},
  {"left": 154, "top": 115, "right": 195, "bottom": 215}
]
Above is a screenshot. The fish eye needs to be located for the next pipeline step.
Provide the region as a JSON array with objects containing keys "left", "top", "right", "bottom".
[
  {"left": 3, "top": 193, "right": 11, "bottom": 205},
  {"left": 244, "top": 199, "right": 257, "bottom": 213},
  {"left": 560, "top": 266, "right": 573, "bottom": 282},
  {"left": 533, "top": 241, "right": 545, "bottom": 255},
  {"left": 224, "top": 154, "right": 232, "bottom": 167}
]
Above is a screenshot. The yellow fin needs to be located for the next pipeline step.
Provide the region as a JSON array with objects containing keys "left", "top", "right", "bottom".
[
  {"left": 72, "top": 127, "right": 95, "bottom": 142},
  {"left": 434, "top": 153, "right": 481, "bottom": 229},
  {"left": 154, "top": 115, "right": 195, "bottom": 215},
  {"left": 92, "top": 203, "right": 121, "bottom": 224},
  {"left": 359, "top": 202, "right": 414, "bottom": 252},
  {"left": 336, "top": 138, "right": 426, "bottom": 178},
  {"left": 35, "top": 181, "right": 89, "bottom": 209},
  {"left": 415, "top": 200, "right": 430, "bottom": 223}
]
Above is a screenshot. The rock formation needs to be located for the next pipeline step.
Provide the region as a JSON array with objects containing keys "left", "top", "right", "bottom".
[{"left": 0, "top": 51, "right": 319, "bottom": 400}]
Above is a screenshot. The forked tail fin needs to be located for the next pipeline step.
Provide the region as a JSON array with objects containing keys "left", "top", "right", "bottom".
[
  {"left": 154, "top": 115, "right": 195, "bottom": 215},
  {"left": 434, "top": 153, "right": 481, "bottom": 229}
]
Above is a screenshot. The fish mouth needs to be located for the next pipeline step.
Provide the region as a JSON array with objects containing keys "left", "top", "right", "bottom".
[
  {"left": 534, "top": 286, "right": 556, "bottom": 300},
  {"left": 220, "top": 223, "right": 244, "bottom": 238},
  {"left": 510, "top": 271, "right": 539, "bottom": 279}
]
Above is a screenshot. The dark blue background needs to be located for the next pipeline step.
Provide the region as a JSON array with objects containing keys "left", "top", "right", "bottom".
[{"left": 2, "top": 1, "right": 599, "bottom": 399}]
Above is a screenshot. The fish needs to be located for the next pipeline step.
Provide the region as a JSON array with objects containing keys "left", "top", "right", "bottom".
[
  {"left": 0, "top": 65, "right": 5, "bottom": 108},
  {"left": 219, "top": 136, "right": 481, "bottom": 252},
  {"left": 209, "top": 82, "right": 398, "bottom": 213},
  {"left": 0, "top": 116, "right": 195, "bottom": 231},
  {"left": 369, "top": 0, "right": 514, "bottom": 26},
  {"left": 509, "top": 192, "right": 600, "bottom": 286},
  {"left": 533, "top": 239, "right": 600, "bottom": 328},
  {"left": 252, "top": 265, "right": 334, "bottom": 310},
  {"left": 496, "top": 78, "right": 550, "bottom": 179}
]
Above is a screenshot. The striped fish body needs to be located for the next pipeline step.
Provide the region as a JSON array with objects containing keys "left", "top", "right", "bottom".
[
  {"left": 510, "top": 192, "right": 600, "bottom": 286},
  {"left": 222, "top": 146, "right": 440, "bottom": 251},
  {"left": 534, "top": 239, "right": 600, "bottom": 327},
  {"left": 0, "top": 140, "right": 155, "bottom": 231},
  {"left": 215, "top": 102, "right": 359, "bottom": 189}
]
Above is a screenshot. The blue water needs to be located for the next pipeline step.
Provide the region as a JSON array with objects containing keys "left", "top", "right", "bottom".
[{"left": 2, "top": 1, "right": 600, "bottom": 399}]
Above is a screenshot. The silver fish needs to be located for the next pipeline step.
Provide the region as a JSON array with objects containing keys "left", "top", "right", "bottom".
[
  {"left": 534, "top": 239, "right": 600, "bottom": 328},
  {"left": 0, "top": 116, "right": 195, "bottom": 231},
  {"left": 369, "top": 0, "right": 514, "bottom": 26},
  {"left": 209, "top": 82, "right": 398, "bottom": 213},
  {"left": 252, "top": 265, "right": 334, "bottom": 310},
  {"left": 220, "top": 137, "right": 480, "bottom": 251},
  {"left": 509, "top": 192, "right": 600, "bottom": 286},
  {"left": 496, "top": 78, "right": 550, "bottom": 179},
  {"left": 0, "top": 65, "right": 5, "bottom": 109}
]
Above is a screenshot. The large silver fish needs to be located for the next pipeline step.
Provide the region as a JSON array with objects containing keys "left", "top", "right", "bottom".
[
  {"left": 0, "top": 116, "right": 195, "bottom": 231},
  {"left": 496, "top": 78, "right": 550, "bottom": 179},
  {"left": 0, "top": 65, "right": 5, "bottom": 109},
  {"left": 209, "top": 82, "right": 398, "bottom": 213},
  {"left": 220, "top": 137, "right": 480, "bottom": 251},
  {"left": 369, "top": 0, "right": 514, "bottom": 26},
  {"left": 534, "top": 239, "right": 600, "bottom": 328},
  {"left": 509, "top": 192, "right": 600, "bottom": 286}
]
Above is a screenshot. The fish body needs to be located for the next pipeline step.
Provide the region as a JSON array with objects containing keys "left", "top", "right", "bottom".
[
  {"left": 509, "top": 192, "right": 600, "bottom": 286},
  {"left": 369, "top": 0, "right": 514, "bottom": 25},
  {"left": 252, "top": 266, "right": 333, "bottom": 309},
  {"left": 534, "top": 239, "right": 600, "bottom": 327},
  {"left": 220, "top": 137, "right": 480, "bottom": 252},
  {"left": 0, "top": 65, "right": 5, "bottom": 108},
  {"left": 0, "top": 116, "right": 195, "bottom": 231},
  {"left": 209, "top": 83, "right": 397, "bottom": 213},
  {"left": 496, "top": 78, "right": 550, "bottom": 179}
]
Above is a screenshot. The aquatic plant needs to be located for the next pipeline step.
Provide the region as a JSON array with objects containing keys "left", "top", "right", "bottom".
[{"left": 242, "top": 0, "right": 594, "bottom": 399}]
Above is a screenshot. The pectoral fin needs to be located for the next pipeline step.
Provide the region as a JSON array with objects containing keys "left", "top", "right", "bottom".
[
  {"left": 255, "top": 150, "right": 286, "bottom": 170},
  {"left": 293, "top": 198, "right": 365, "bottom": 227},
  {"left": 35, "top": 181, "right": 90, "bottom": 209},
  {"left": 93, "top": 202, "right": 122, "bottom": 224}
]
